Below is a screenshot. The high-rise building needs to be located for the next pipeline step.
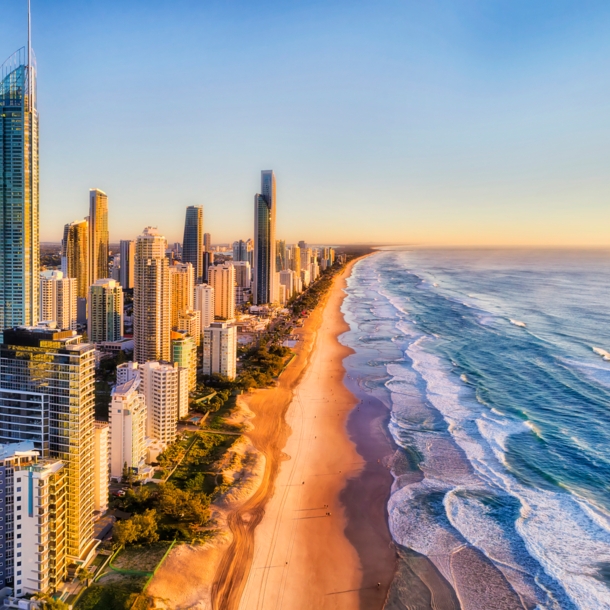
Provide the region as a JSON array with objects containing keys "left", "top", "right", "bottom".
[
  {"left": 194, "top": 284, "right": 214, "bottom": 332},
  {"left": 182, "top": 206, "right": 204, "bottom": 283},
  {"left": 203, "top": 322, "right": 237, "bottom": 380},
  {"left": 62, "top": 219, "right": 89, "bottom": 299},
  {"left": 290, "top": 245, "right": 301, "bottom": 273},
  {"left": 233, "top": 240, "right": 248, "bottom": 262},
  {"left": 276, "top": 240, "right": 287, "bottom": 271},
  {"left": 169, "top": 262, "right": 194, "bottom": 329},
  {"left": 140, "top": 361, "right": 181, "bottom": 444},
  {"left": 93, "top": 421, "right": 109, "bottom": 514},
  {"left": 171, "top": 330, "right": 196, "bottom": 397},
  {"left": 40, "top": 270, "right": 77, "bottom": 331},
  {"left": 0, "top": 327, "right": 95, "bottom": 561},
  {"left": 134, "top": 227, "right": 171, "bottom": 363},
  {"left": 253, "top": 171, "right": 277, "bottom": 305},
  {"left": 204, "top": 232, "right": 211, "bottom": 252},
  {"left": 232, "top": 261, "right": 251, "bottom": 289},
  {"left": 246, "top": 238, "right": 254, "bottom": 267},
  {"left": 119, "top": 240, "right": 135, "bottom": 290},
  {"left": 14, "top": 457, "right": 67, "bottom": 597},
  {"left": 0, "top": 442, "right": 39, "bottom": 592},
  {"left": 88, "top": 279, "right": 124, "bottom": 343},
  {"left": 279, "top": 269, "right": 297, "bottom": 299},
  {"left": 208, "top": 264, "right": 236, "bottom": 320},
  {"left": 0, "top": 44, "right": 39, "bottom": 329},
  {"left": 177, "top": 309, "right": 201, "bottom": 346},
  {"left": 109, "top": 377, "right": 147, "bottom": 480},
  {"left": 88, "top": 189, "right": 109, "bottom": 284}
]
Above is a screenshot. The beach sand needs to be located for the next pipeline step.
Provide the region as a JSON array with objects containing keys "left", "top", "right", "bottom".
[{"left": 212, "top": 259, "right": 394, "bottom": 610}]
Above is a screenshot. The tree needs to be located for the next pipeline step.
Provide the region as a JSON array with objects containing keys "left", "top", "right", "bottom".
[
  {"left": 132, "top": 509, "right": 159, "bottom": 544},
  {"left": 113, "top": 518, "right": 139, "bottom": 546}
]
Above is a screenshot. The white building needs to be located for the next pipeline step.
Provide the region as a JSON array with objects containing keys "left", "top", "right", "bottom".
[
  {"left": 203, "top": 322, "right": 237, "bottom": 380},
  {"left": 279, "top": 269, "right": 296, "bottom": 299},
  {"left": 195, "top": 283, "right": 215, "bottom": 331},
  {"left": 177, "top": 309, "right": 201, "bottom": 346},
  {"left": 110, "top": 377, "right": 147, "bottom": 480},
  {"left": 208, "top": 264, "right": 236, "bottom": 320},
  {"left": 13, "top": 459, "right": 66, "bottom": 598},
  {"left": 140, "top": 362, "right": 182, "bottom": 444},
  {"left": 88, "top": 278, "right": 124, "bottom": 343},
  {"left": 93, "top": 421, "right": 109, "bottom": 513},
  {"left": 116, "top": 361, "right": 140, "bottom": 385},
  {"left": 39, "top": 270, "right": 77, "bottom": 331}
]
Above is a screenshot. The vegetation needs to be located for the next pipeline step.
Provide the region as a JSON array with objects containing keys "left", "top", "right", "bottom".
[
  {"left": 110, "top": 432, "right": 237, "bottom": 543},
  {"left": 74, "top": 575, "right": 148, "bottom": 610}
]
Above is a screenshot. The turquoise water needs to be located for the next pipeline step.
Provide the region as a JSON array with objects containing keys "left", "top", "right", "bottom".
[{"left": 341, "top": 249, "right": 610, "bottom": 609}]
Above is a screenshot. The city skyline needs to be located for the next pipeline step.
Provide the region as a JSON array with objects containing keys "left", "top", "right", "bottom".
[{"left": 3, "top": 1, "right": 610, "bottom": 246}]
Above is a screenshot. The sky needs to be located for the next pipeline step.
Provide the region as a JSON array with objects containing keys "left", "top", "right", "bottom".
[{"left": 2, "top": 0, "right": 610, "bottom": 246}]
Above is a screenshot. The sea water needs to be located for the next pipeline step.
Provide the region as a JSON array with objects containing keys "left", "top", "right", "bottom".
[{"left": 340, "top": 249, "right": 610, "bottom": 610}]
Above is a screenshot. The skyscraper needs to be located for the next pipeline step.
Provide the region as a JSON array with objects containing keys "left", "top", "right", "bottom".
[
  {"left": 134, "top": 227, "right": 171, "bottom": 363},
  {"left": 0, "top": 39, "right": 39, "bottom": 329},
  {"left": 140, "top": 361, "right": 182, "bottom": 444},
  {"left": 276, "top": 240, "right": 287, "bottom": 271},
  {"left": 253, "top": 170, "right": 276, "bottom": 305},
  {"left": 204, "top": 232, "right": 212, "bottom": 252},
  {"left": 88, "top": 279, "right": 124, "bottom": 343},
  {"left": 0, "top": 327, "right": 96, "bottom": 561},
  {"left": 182, "top": 206, "right": 205, "bottom": 283},
  {"left": 169, "top": 262, "right": 194, "bottom": 329},
  {"left": 40, "top": 270, "right": 78, "bottom": 330},
  {"left": 119, "top": 239, "right": 135, "bottom": 290},
  {"left": 208, "top": 264, "right": 236, "bottom": 320},
  {"left": 62, "top": 219, "right": 89, "bottom": 299},
  {"left": 194, "top": 283, "right": 215, "bottom": 332},
  {"left": 88, "top": 189, "right": 109, "bottom": 284}
]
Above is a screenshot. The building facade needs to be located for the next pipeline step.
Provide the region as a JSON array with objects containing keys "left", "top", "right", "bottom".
[
  {"left": 93, "top": 421, "right": 109, "bottom": 514},
  {"left": 194, "top": 283, "right": 214, "bottom": 334},
  {"left": 134, "top": 227, "right": 171, "bottom": 363},
  {"left": 61, "top": 219, "right": 89, "bottom": 299},
  {"left": 88, "top": 279, "right": 124, "bottom": 343},
  {"left": 208, "top": 264, "right": 236, "bottom": 320},
  {"left": 109, "top": 378, "right": 147, "bottom": 480},
  {"left": 39, "top": 271, "right": 77, "bottom": 331},
  {"left": 119, "top": 240, "right": 135, "bottom": 290},
  {"left": 182, "top": 206, "right": 205, "bottom": 283},
  {"left": 253, "top": 171, "right": 276, "bottom": 305},
  {"left": 0, "top": 327, "right": 95, "bottom": 561},
  {"left": 14, "top": 458, "right": 67, "bottom": 597},
  {"left": 140, "top": 361, "right": 181, "bottom": 444},
  {"left": 203, "top": 322, "right": 237, "bottom": 380},
  {"left": 169, "top": 262, "right": 194, "bottom": 329},
  {"left": 88, "top": 189, "right": 109, "bottom": 285},
  {"left": 171, "top": 331, "right": 196, "bottom": 396},
  {"left": 0, "top": 47, "right": 39, "bottom": 329}
]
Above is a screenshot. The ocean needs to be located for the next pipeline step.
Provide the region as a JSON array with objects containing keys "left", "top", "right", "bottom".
[{"left": 340, "top": 249, "right": 610, "bottom": 610}]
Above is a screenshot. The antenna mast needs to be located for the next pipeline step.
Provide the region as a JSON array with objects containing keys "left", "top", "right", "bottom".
[{"left": 27, "top": 0, "right": 32, "bottom": 111}]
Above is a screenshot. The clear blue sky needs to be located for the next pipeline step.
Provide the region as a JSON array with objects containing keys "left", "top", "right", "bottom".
[{"left": 3, "top": 0, "right": 610, "bottom": 245}]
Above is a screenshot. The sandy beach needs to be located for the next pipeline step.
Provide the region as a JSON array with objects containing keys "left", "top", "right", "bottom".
[{"left": 213, "top": 258, "right": 394, "bottom": 610}]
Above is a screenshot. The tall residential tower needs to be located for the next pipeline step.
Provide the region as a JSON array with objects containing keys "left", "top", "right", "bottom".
[
  {"left": 0, "top": 38, "right": 39, "bottom": 328},
  {"left": 182, "top": 206, "right": 204, "bottom": 283},
  {"left": 88, "top": 188, "right": 109, "bottom": 284},
  {"left": 253, "top": 170, "right": 276, "bottom": 305}
]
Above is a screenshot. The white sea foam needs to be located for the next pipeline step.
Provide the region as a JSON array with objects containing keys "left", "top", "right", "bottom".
[
  {"left": 406, "top": 339, "right": 610, "bottom": 609},
  {"left": 510, "top": 319, "right": 527, "bottom": 328},
  {"left": 592, "top": 347, "right": 610, "bottom": 361}
]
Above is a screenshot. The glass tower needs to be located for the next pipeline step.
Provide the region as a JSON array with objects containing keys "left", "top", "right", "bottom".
[
  {"left": 182, "top": 206, "right": 204, "bottom": 283},
  {"left": 61, "top": 219, "right": 89, "bottom": 299},
  {"left": 0, "top": 46, "right": 39, "bottom": 329},
  {"left": 253, "top": 170, "right": 276, "bottom": 305}
]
